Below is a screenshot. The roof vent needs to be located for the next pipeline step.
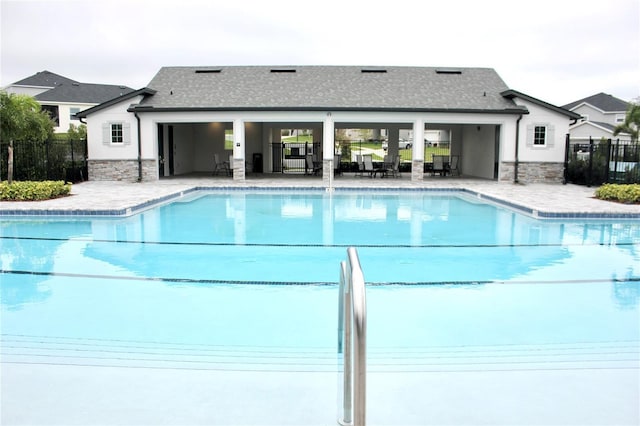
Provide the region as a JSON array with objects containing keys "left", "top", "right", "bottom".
[
  {"left": 361, "top": 69, "right": 387, "bottom": 73},
  {"left": 195, "top": 69, "right": 221, "bottom": 73},
  {"left": 270, "top": 68, "right": 296, "bottom": 73},
  {"left": 72, "top": 83, "right": 80, "bottom": 86},
  {"left": 436, "top": 68, "right": 462, "bottom": 75}
]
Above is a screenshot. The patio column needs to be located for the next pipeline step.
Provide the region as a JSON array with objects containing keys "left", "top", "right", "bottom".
[
  {"left": 387, "top": 126, "right": 400, "bottom": 161},
  {"left": 233, "top": 119, "right": 245, "bottom": 181},
  {"left": 323, "top": 113, "right": 335, "bottom": 187},
  {"left": 412, "top": 119, "right": 425, "bottom": 181}
]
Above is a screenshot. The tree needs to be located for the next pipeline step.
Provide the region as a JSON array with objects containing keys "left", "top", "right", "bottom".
[
  {"left": 0, "top": 91, "right": 54, "bottom": 183},
  {"left": 67, "top": 123, "right": 87, "bottom": 141},
  {"left": 613, "top": 102, "right": 640, "bottom": 143}
]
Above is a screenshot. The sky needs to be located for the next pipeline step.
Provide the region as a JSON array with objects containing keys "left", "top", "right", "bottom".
[{"left": 1, "top": 0, "right": 638, "bottom": 106}]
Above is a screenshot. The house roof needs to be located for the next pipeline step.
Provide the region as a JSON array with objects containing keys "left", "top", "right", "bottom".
[
  {"left": 570, "top": 120, "right": 618, "bottom": 134},
  {"left": 76, "top": 88, "right": 157, "bottom": 118},
  {"left": 11, "top": 70, "right": 78, "bottom": 88},
  {"left": 130, "top": 65, "right": 528, "bottom": 113},
  {"left": 35, "top": 82, "right": 135, "bottom": 104},
  {"left": 562, "top": 92, "right": 629, "bottom": 112},
  {"left": 501, "top": 89, "right": 581, "bottom": 119}
]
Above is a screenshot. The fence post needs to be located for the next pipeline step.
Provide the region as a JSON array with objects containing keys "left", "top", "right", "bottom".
[
  {"left": 70, "top": 137, "right": 76, "bottom": 182},
  {"left": 563, "top": 134, "right": 570, "bottom": 184},
  {"left": 45, "top": 139, "right": 50, "bottom": 180},
  {"left": 587, "top": 137, "right": 594, "bottom": 187},
  {"left": 604, "top": 139, "right": 611, "bottom": 184}
]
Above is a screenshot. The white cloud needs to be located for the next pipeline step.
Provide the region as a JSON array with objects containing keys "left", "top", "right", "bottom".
[{"left": 1, "top": 0, "right": 638, "bottom": 105}]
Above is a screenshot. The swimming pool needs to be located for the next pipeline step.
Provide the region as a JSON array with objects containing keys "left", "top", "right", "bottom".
[{"left": 1, "top": 190, "right": 639, "bottom": 424}]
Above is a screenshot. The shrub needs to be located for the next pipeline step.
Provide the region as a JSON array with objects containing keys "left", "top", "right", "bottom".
[
  {"left": 594, "top": 184, "right": 640, "bottom": 204},
  {"left": 0, "top": 180, "right": 72, "bottom": 201}
]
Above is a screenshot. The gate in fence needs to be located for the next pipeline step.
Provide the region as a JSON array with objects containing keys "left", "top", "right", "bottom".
[{"left": 271, "top": 141, "right": 321, "bottom": 174}]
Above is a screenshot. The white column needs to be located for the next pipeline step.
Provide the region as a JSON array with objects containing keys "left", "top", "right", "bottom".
[
  {"left": 412, "top": 119, "right": 425, "bottom": 181},
  {"left": 323, "top": 113, "right": 335, "bottom": 187},
  {"left": 233, "top": 118, "right": 245, "bottom": 180}
]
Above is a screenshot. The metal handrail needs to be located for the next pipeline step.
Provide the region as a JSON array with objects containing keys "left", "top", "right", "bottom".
[{"left": 338, "top": 247, "right": 366, "bottom": 426}]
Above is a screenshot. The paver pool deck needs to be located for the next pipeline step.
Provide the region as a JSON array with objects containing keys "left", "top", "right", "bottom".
[
  {"left": 2, "top": 175, "right": 639, "bottom": 425},
  {"left": 1, "top": 174, "right": 639, "bottom": 218}
]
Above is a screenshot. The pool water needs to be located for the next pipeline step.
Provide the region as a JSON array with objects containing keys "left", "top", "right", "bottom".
[{"left": 1, "top": 190, "right": 639, "bottom": 373}]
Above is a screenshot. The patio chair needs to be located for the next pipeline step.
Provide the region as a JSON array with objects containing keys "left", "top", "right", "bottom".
[
  {"left": 356, "top": 155, "right": 364, "bottom": 177},
  {"left": 387, "top": 155, "right": 401, "bottom": 178},
  {"left": 213, "top": 153, "right": 231, "bottom": 176},
  {"left": 432, "top": 155, "right": 447, "bottom": 176},
  {"left": 449, "top": 155, "right": 460, "bottom": 176},
  {"left": 306, "top": 154, "right": 321, "bottom": 175},
  {"left": 363, "top": 154, "right": 375, "bottom": 178}
]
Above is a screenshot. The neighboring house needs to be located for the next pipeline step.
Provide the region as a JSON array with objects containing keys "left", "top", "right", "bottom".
[
  {"left": 563, "top": 92, "right": 630, "bottom": 141},
  {"left": 77, "top": 65, "right": 579, "bottom": 183},
  {"left": 3, "top": 70, "right": 134, "bottom": 133}
]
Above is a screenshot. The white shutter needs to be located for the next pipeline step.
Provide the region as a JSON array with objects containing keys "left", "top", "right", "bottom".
[
  {"left": 525, "top": 124, "right": 533, "bottom": 147},
  {"left": 123, "top": 122, "right": 131, "bottom": 145},
  {"left": 546, "top": 125, "right": 555, "bottom": 147},
  {"left": 102, "top": 123, "right": 110, "bottom": 145}
]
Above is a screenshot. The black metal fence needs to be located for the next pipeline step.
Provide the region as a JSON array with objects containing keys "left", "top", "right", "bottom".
[
  {"left": 335, "top": 139, "right": 451, "bottom": 173},
  {"left": 0, "top": 138, "right": 88, "bottom": 182},
  {"left": 565, "top": 137, "right": 639, "bottom": 186}
]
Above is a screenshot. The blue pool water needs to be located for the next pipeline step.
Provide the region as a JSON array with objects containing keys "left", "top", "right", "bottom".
[{"left": 1, "top": 190, "right": 639, "bottom": 372}]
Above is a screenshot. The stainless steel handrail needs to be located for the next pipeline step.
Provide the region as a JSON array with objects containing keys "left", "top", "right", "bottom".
[{"left": 338, "top": 247, "right": 366, "bottom": 426}]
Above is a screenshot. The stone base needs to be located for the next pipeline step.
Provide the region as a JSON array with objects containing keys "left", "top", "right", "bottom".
[
  {"left": 232, "top": 158, "right": 245, "bottom": 181},
  {"left": 411, "top": 160, "right": 424, "bottom": 181},
  {"left": 89, "top": 159, "right": 157, "bottom": 182},
  {"left": 500, "top": 162, "right": 564, "bottom": 184}
]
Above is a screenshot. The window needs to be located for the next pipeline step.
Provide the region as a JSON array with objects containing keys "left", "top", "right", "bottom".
[
  {"left": 533, "top": 125, "right": 546, "bottom": 145},
  {"left": 111, "top": 123, "right": 123, "bottom": 143},
  {"left": 615, "top": 114, "right": 625, "bottom": 123},
  {"left": 41, "top": 105, "right": 59, "bottom": 126},
  {"left": 70, "top": 107, "right": 80, "bottom": 120}
]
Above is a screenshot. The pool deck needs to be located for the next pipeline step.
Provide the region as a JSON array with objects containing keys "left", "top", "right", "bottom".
[{"left": 1, "top": 174, "right": 640, "bottom": 218}]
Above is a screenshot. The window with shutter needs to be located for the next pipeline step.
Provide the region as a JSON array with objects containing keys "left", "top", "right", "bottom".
[
  {"left": 534, "top": 126, "right": 546, "bottom": 145},
  {"left": 111, "top": 123, "right": 123, "bottom": 143}
]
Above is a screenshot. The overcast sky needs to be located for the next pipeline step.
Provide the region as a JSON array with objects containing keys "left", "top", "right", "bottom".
[{"left": 1, "top": 0, "right": 638, "bottom": 106}]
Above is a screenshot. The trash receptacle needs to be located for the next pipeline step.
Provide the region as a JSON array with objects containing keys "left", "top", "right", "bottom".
[{"left": 253, "top": 153, "right": 263, "bottom": 173}]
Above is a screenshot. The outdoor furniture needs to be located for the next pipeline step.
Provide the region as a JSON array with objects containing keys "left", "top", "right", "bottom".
[
  {"left": 213, "top": 153, "right": 231, "bottom": 176},
  {"left": 449, "top": 155, "right": 460, "bottom": 176},
  {"left": 363, "top": 155, "right": 376, "bottom": 178},
  {"left": 306, "top": 154, "right": 321, "bottom": 175},
  {"left": 387, "top": 155, "right": 401, "bottom": 178},
  {"left": 432, "top": 155, "right": 448, "bottom": 176}
]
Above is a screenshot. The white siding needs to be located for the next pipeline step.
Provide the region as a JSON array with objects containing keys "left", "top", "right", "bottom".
[
  {"left": 86, "top": 96, "right": 145, "bottom": 161},
  {"left": 511, "top": 100, "right": 571, "bottom": 163}
]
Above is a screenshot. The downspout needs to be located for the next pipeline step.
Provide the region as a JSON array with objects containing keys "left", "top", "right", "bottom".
[
  {"left": 135, "top": 112, "right": 142, "bottom": 182},
  {"left": 514, "top": 114, "right": 522, "bottom": 184}
]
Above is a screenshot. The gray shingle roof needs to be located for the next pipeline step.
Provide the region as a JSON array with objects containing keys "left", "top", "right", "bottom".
[
  {"left": 35, "top": 82, "right": 134, "bottom": 103},
  {"left": 137, "top": 66, "right": 524, "bottom": 112},
  {"left": 12, "top": 70, "right": 78, "bottom": 88},
  {"left": 563, "top": 92, "right": 629, "bottom": 112}
]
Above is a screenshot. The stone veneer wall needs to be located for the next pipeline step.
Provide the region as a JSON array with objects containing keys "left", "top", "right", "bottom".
[
  {"left": 89, "top": 159, "right": 157, "bottom": 182},
  {"left": 411, "top": 160, "right": 424, "bottom": 181},
  {"left": 500, "top": 161, "right": 564, "bottom": 184}
]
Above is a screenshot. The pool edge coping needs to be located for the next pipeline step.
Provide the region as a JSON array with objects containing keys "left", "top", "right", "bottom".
[{"left": 1, "top": 185, "right": 639, "bottom": 220}]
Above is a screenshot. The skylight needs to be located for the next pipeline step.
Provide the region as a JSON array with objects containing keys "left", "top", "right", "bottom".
[{"left": 435, "top": 68, "right": 462, "bottom": 75}]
